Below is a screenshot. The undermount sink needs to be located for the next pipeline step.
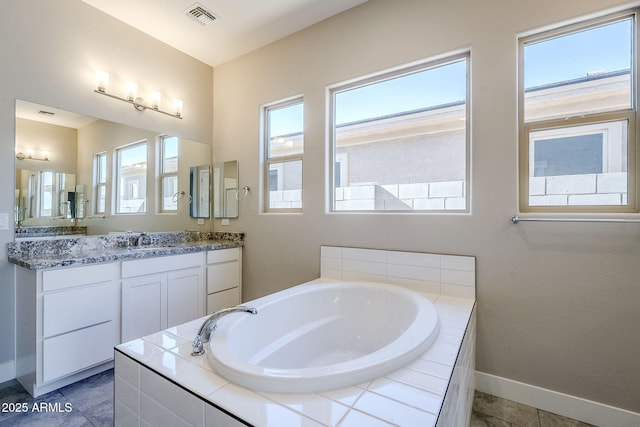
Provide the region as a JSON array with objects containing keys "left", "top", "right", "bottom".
[{"left": 206, "top": 280, "right": 439, "bottom": 393}]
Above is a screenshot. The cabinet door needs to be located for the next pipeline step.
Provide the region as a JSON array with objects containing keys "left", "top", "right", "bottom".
[
  {"left": 43, "top": 281, "right": 117, "bottom": 338},
  {"left": 167, "top": 267, "right": 204, "bottom": 328},
  {"left": 206, "top": 262, "right": 240, "bottom": 294},
  {"left": 122, "top": 274, "right": 167, "bottom": 342},
  {"left": 206, "top": 288, "right": 240, "bottom": 314},
  {"left": 43, "top": 321, "right": 116, "bottom": 383}
]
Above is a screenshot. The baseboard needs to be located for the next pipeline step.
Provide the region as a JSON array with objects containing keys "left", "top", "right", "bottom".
[
  {"left": 0, "top": 359, "right": 15, "bottom": 384},
  {"left": 475, "top": 371, "right": 640, "bottom": 427}
]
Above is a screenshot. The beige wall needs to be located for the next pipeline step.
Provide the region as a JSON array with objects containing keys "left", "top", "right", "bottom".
[
  {"left": 0, "top": 0, "right": 213, "bottom": 381},
  {"left": 16, "top": 118, "right": 78, "bottom": 174},
  {"left": 213, "top": 0, "right": 640, "bottom": 413}
]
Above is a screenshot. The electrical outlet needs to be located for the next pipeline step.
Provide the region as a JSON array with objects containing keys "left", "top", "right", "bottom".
[
  {"left": 221, "top": 218, "right": 230, "bottom": 226},
  {"left": 197, "top": 218, "right": 204, "bottom": 225}
]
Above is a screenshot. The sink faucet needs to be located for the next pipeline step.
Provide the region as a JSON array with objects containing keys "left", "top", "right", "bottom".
[
  {"left": 191, "top": 306, "right": 257, "bottom": 356},
  {"left": 136, "top": 232, "right": 147, "bottom": 247}
]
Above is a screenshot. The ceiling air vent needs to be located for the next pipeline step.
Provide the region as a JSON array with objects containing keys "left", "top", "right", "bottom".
[{"left": 184, "top": 3, "right": 218, "bottom": 26}]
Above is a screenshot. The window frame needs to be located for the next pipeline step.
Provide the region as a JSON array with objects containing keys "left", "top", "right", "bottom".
[
  {"left": 158, "top": 135, "right": 179, "bottom": 213},
  {"left": 328, "top": 52, "right": 471, "bottom": 213},
  {"left": 39, "top": 170, "right": 54, "bottom": 218},
  {"left": 115, "top": 140, "right": 148, "bottom": 215},
  {"left": 94, "top": 151, "right": 107, "bottom": 215},
  {"left": 518, "top": 10, "right": 639, "bottom": 214},
  {"left": 262, "top": 96, "right": 304, "bottom": 213}
]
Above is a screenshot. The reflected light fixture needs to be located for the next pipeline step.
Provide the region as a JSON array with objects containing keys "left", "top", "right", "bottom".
[
  {"left": 94, "top": 71, "right": 183, "bottom": 119},
  {"left": 16, "top": 151, "right": 49, "bottom": 161}
]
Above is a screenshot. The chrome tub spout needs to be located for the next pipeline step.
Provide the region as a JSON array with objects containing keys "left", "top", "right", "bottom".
[{"left": 191, "top": 306, "right": 257, "bottom": 356}]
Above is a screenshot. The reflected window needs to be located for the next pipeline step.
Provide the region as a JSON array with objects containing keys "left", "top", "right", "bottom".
[
  {"left": 94, "top": 152, "right": 107, "bottom": 214},
  {"left": 159, "top": 136, "right": 178, "bottom": 212},
  {"left": 39, "top": 171, "right": 53, "bottom": 217},
  {"left": 116, "top": 141, "right": 147, "bottom": 214}
]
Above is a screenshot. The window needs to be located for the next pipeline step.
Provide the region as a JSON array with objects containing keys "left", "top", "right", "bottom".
[
  {"left": 329, "top": 53, "right": 469, "bottom": 212},
  {"left": 263, "top": 97, "right": 303, "bottom": 211},
  {"left": 116, "top": 141, "right": 147, "bottom": 214},
  {"left": 94, "top": 152, "right": 107, "bottom": 214},
  {"left": 519, "top": 12, "right": 637, "bottom": 212},
  {"left": 39, "top": 171, "right": 53, "bottom": 217},
  {"left": 159, "top": 136, "right": 179, "bottom": 212}
]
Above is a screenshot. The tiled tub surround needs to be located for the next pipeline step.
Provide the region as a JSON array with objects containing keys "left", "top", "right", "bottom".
[
  {"left": 8, "top": 231, "right": 244, "bottom": 270},
  {"left": 114, "top": 246, "right": 476, "bottom": 427}
]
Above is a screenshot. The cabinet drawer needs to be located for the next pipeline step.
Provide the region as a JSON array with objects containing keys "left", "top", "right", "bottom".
[
  {"left": 207, "top": 288, "right": 240, "bottom": 314},
  {"left": 207, "top": 262, "right": 239, "bottom": 294},
  {"left": 43, "top": 263, "right": 118, "bottom": 292},
  {"left": 42, "top": 321, "right": 116, "bottom": 383},
  {"left": 122, "top": 253, "right": 203, "bottom": 278},
  {"left": 207, "top": 248, "right": 239, "bottom": 264},
  {"left": 43, "top": 281, "right": 117, "bottom": 338}
]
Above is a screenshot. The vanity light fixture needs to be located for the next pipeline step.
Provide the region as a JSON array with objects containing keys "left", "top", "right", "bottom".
[
  {"left": 16, "top": 151, "right": 49, "bottom": 161},
  {"left": 94, "top": 71, "right": 183, "bottom": 119}
]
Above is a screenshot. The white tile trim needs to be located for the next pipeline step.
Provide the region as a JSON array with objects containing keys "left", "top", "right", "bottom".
[
  {"left": 321, "top": 246, "right": 476, "bottom": 299},
  {"left": 475, "top": 371, "right": 640, "bottom": 427}
]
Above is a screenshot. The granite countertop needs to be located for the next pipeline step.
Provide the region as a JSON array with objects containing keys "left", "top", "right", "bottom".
[{"left": 8, "top": 231, "right": 244, "bottom": 270}]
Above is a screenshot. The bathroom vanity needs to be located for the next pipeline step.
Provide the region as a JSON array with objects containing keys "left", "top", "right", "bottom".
[
  {"left": 9, "top": 231, "right": 243, "bottom": 397},
  {"left": 114, "top": 246, "right": 477, "bottom": 427}
]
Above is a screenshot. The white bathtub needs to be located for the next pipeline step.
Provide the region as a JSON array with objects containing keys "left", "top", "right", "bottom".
[{"left": 206, "top": 279, "right": 440, "bottom": 393}]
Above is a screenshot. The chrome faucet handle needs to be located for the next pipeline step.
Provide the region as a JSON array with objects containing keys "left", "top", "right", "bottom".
[
  {"left": 191, "top": 306, "right": 257, "bottom": 356},
  {"left": 136, "top": 232, "right": 148, "bottom": 247}
]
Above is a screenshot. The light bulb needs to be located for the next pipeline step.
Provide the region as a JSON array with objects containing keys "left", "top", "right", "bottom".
[
  {"left": 173, "top": 99, "right": 183, "bottom": 118},
  {"left": 150, "top": 91, "right": 161, "bottom": 110},
  {"left": 125, "top": 81, "right": 138, "bottom": 101},
  {"left": 96, "top": 71, "right": 110, "bottom": 92}
]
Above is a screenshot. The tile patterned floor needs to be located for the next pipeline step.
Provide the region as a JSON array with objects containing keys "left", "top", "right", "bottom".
[
  {"left": 0, "top": 371, "right": 597, "bottom": 427},
  {"left": 472, "top": 391, "right": 597, "bottom": 427},
  {"left": 0, "top": 370, "right": 113, "bottom": 427}
]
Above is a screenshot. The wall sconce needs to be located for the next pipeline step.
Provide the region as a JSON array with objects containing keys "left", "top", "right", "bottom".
[
  {"left": 94, "top": 71, "right": 183, "bottom": 119},
  {"left": 16, "top": 151, "right": 49, "bottom": 161}
]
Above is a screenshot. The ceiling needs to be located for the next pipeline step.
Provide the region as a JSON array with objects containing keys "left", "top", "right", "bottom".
[
  {"left": 81, "top": 0, "right": 368, "bottom": 67},
  {"left": 16, "top": 100, "right": 97, "bottom": 129}
]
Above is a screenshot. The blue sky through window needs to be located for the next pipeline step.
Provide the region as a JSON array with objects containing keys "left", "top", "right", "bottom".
[
  {"left": 269, "top": 17, "right": 632, "bottom": 135},
  {"left": 269, "top": 102, "right": 304, "bottom": 138},
  {"left": 524, "top": 18, "right": 631, "bottom": 88},
  {"left": 335, "top": 59, "right": 467, "bottom": 126}
]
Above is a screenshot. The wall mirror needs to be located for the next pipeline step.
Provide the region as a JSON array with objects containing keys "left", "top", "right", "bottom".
[
  {"left": 15, "top": 171, "right": 82, "bottom": 224},
  {"left": 189, "top": 164, "right": 211, "bottom": 218},
  {"left": 213, "top": 160, "right": 239, "bottom": 218},
  {"left": 15, "top": 99, "right": 211, "bottom": 236}
]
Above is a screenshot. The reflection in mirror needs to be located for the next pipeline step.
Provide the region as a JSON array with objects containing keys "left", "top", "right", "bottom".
[
  {"left": 15, "top": 170, "right": 79, "bottom": 225},
  {"left": 213, "top": 160, "right": 239, "bottom": 219},
  {"left": 190, "top": 165, "right": 211, "bottom": 218},
  {"left": 15, "top": 99, "right": 212, "bottom": 237}
]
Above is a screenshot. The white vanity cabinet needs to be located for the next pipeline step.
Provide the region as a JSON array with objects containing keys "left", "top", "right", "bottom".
[
  {"left": 206, "top": 247, "right": 242, "bottom": 313},
  {"left": 13, "top": 243, "right": 242, "bottom": 398},
  {"left": 121, "top": 253, "right": 205, "bottom": 342},
  {"left": 15, "top": 262, "right": 119, "bottom": 397}
]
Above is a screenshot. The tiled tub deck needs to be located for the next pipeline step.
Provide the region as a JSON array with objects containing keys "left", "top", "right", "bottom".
[{"left": 114, "top": 246, "right": 476, "bottom": 427}]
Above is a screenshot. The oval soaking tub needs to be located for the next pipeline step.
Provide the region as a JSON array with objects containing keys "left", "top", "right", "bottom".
[{"left": 206, "top": 280, "right": 439, "bottom": 393}]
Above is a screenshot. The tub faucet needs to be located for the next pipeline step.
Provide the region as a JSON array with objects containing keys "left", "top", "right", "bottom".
[{"left": 191, "top": 306, "right": 257, "bottom": 356}]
